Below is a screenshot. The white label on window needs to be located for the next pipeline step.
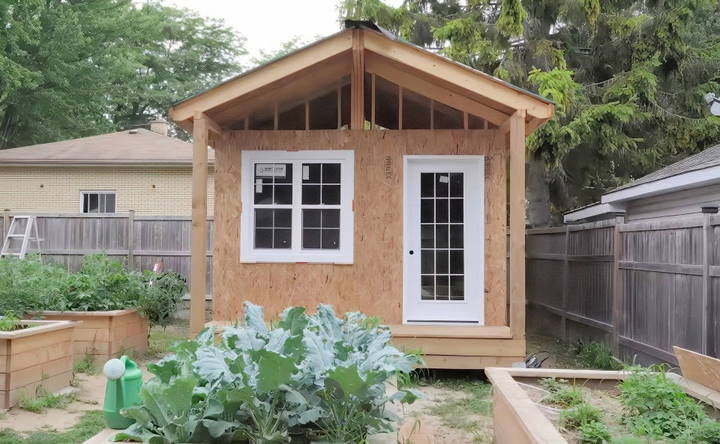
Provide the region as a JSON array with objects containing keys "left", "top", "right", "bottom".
[
  {"left": 438, "top": 175, "right": 449, "bottom": 183},
  {"left": 303, "top": 165, "right": 310, "bottom": 180},
  {"left": 256, "top": 163, "right": 286, "bottom": 177},
  {"left": 255, "top": 179, "right": 263, "bottom": 193}
]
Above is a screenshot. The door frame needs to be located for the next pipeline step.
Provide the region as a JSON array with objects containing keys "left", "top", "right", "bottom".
[{"left": 402, "top": 155, "right": 485, "bottom": 325}]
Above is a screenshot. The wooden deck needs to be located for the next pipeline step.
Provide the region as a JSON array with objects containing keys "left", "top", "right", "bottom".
[{"left": 390, "top": 325, "right": 525, "bottom": 369}]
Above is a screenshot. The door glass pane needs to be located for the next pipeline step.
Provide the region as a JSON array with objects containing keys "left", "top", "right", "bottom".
[{"left": 418, "top": 171, "right": 465, "bottom": 301}]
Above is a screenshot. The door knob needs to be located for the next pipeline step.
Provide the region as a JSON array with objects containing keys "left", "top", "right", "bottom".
[{"left": 409, "top": 250, "right": 414, "bottom": 255}]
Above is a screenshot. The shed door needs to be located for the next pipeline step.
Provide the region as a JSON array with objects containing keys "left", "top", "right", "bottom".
[{"left": 403, "top": 156, "right": 484, "bottom": 324}]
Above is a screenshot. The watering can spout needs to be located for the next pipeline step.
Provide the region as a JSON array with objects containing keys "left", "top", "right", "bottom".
[{"left": 103, "top": 355, "right": 143, "bottom": 429}]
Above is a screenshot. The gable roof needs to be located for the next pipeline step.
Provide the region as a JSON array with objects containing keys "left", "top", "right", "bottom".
[
  {"left": 0, "top": 129, "right": 215, "bottom": 166},
  {"left": 169, "top": 22, "right": 554, "bottom": 132}
]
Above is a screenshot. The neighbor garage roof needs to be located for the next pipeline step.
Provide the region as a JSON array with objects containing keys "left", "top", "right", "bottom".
[{"left": 0, "top": 129, "right": 215, "bottom": 166}]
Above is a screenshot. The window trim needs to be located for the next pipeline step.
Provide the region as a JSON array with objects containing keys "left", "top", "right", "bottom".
[
  {"left": 80, "top": 190, "right": 116, "bottom": 214},
  {"left": 240, "top": 150, "right": 354, "bottom": 264}
]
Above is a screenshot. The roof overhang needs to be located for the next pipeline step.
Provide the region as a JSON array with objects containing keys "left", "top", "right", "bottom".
[
  {"left": 169, "top": 25, "right": 554, "bottom": 133},
  {"left": 602, "top": 165, "right": 720, "bottom": 204},
  {"left": 563, "top": 203, "right": 625, "bottom": 224}
]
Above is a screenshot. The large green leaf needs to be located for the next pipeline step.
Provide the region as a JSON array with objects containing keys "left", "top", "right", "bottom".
[
  {"left": 327, "top": 365, "right": 367, "bottom": 397},
  {"left": 244, "top": 301, "right": 268, "bottom": 334},
  {"left": 278, "top": 306, "right": 308, "bottom": 335},
  {"left": 256, "top": 350, "right": 296, "bottom": 393},
  {"left": 164, "top": 374, "right": 198, "bottom": 416}
]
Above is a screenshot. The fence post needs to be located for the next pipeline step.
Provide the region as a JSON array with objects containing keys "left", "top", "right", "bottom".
[
  {"left": 1, "top": 210, "right": 9, "bottom": 243},
  {"left": 611, "top": 216, "right": 624, "bottom": 356},
  {"left": 561, "top": 225, "right": 569, "bottom": 339},
  {"left": 701, "top": 211, "right": 712, "bottom": 355},
  {"left": 127, "top": 210, "right": 135, "bottom": 270}
]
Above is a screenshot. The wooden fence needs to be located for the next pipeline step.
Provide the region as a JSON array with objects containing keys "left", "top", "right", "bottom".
[
  {"left": 527, "top": 215, "right": 718, "bottom": 365},
  {"left": 0, "top": 211, "right": 214, "bottom": 296}
]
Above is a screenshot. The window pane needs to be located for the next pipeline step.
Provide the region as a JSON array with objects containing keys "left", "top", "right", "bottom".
[
  {"left": 450, "top": 200, "right": 463, "bottom": 223},
  {"left": 303, "top": 209, "right": 321, "bottom": 228},
  {"left": 83, "top": 194, "right": 89, "bottom": 213},
  {"left": 436, "top": 276, "right": 449, "bottom": 300},
  {"left": 322, "top": 185, "right": 340, "bottom": 205},
  {"left": 436, "top": 250, "right": 449, "bottom": 274},
  {"left": 322, "top": 209, "right": 340, "bottom": 228},
  {"left": 88, "top": 194, "right": 99, "bottom": 213},
  {"left": 274, "top": 163, "right": 293, "bottom": 183},
  {"left": 275, "top": 209, "right": 292, "bottom": 228},
  {"left": 321, "top": 229, "right": 340, "bottom": 249},
  {"left": 450, "top": 173, "right": 463, "bottom": 197},
  {"left": 255, "top": 229, "right": 272, "bottom": 248},
  {"left": 303, "top": 229, "right": 321, "bottom": 249},
  {"left": 435, "top": 173, "right": 449, "bottom": 197},
  {"left": 105, "top": 194, "right": 116, "bottom": 213},
  {"left": 302, "top": 164, "right": 321, "bottom": 183},
  {"left": 435, "top": 225, "right": 449, "bottom": 248},
  {"left": 421, "top": 276, "right": 434, "bottom": 300},
  {"left": 274, "top": 229, "right": 292, "bottom": 249},
  {"left": 322, "top": 163, "right": 341, "bottom": 183},
  {"left": 255, "top": 209, "right": 273, "bottom": 228},
  {"left": 421, "top": 250, "right": 433, "bottom": 274},
  {"left": 450, "top": 225, "right": 464, "bottom": 248},
  {"left": 435, "top": 199, "right": 448, "bottom": 223},
  {"left": 421, "top": 225, "right": 434, "bottom": 248},
  {"left": 421, "top": 173, "right": 434, "bottom": 197},
  {"left": 450, "top": 250, "right": 464, "bottom": 274},
  {"left": 274, "top": 185, "right": 292, "bottom": 204},
  {"left": 450, "top": 276, "right": 464, "bottom": 300},
  {"left": 302, "top": 185, "right": 320, "bottom": 204},
  {"left": 421, "top": 200, "right": 433, "bottom": 223},
  {"left": 254, "top": 179, "right": 273, "bottom": 204}
]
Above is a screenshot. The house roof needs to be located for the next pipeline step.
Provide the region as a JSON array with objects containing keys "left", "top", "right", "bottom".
[
  {"left": 0, "top": 129, "right": 215, "bottom": 166},
  {"left": 169, "top": 22, "right": 554, "bottom": 132}
]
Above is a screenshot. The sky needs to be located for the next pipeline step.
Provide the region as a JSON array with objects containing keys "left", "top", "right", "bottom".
[{"left": 161, "top": 0, "right": 404, "bottom": 63}]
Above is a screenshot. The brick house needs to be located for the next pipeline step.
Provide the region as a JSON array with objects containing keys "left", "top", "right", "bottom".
[{"left": 0, "top": 121, "right": 214, "bottom": 216}]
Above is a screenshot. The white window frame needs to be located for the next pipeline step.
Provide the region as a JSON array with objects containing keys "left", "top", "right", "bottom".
[
  {"left": 240, "top": 150, "right": 354, "bottom": 263},
  {"left": 80, "top": 191, "right": 116, "bottom": 214}
]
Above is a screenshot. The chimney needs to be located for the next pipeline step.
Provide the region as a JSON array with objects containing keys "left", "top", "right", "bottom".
[{"left": 149, "top": 118, "right": 169, "bottom": 137}]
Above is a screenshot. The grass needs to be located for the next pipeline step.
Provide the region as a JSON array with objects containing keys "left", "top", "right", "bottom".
[
  {"left": 18, "top": 388, "right": 74, "bottom": 413},
  {"left": 72, "top": 352, "right": 97, "bottom": 375},
  {"left": 0, "top": 411, "right": 104, "bottom": 444},
  {"left": 425, "top": 377, "right": 494, "bottom": 443}
]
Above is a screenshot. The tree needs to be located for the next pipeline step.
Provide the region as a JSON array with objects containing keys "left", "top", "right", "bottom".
[
  {"left": 0, "top": 0, "right": 245, "bottom": 148},
  {"left": 340, "top": 0, "right": 720, "bottom": 225}
]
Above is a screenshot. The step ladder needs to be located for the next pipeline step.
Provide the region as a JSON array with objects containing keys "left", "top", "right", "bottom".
[{"left": 0, "top": 216, "right": 43, "bottom": 259}]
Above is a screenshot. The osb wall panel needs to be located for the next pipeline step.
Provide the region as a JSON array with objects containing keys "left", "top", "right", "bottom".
[{"left": 213, "top": 130, "right": 506, "bottom": 325}]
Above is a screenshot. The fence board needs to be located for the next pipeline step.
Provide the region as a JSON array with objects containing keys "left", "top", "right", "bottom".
[{"left": 527, "top": 217, "right": 718, "bottom": 364}]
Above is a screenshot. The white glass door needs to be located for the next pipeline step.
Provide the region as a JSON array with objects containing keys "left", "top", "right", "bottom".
[{"left": 403, "top": 156, "right": 484, "bottom": 324}]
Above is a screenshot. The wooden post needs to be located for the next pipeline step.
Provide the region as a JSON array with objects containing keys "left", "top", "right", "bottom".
[
  {"left": 190, "top": 113, "right": 209, "bottom": 335},
  {"left": 127, "top": 210, "right": 135, "bottom": 271},
  {"left": 701, "top": 212, "right": 711, "bottom": 354},
  {"left": 561, "top": 225, "right": 569, "bottom": 339},
  {"left": 350, "top": 29, "right": 364, "bottom": 130},
  {"left": 508, "top": 110, "right": 526, "bottom": 340},
  {"left": 611, "top": 215, "right": 625, "bottom": 356}
]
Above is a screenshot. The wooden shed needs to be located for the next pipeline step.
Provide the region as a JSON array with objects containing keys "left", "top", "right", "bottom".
[{"left": 170, "top": 22, "right": 554, "bottom": 369}]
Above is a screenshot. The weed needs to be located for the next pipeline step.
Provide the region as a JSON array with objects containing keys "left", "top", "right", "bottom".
[
  {"left": 571, "top": 340, "right": 622, "bottom": 370},
  {"left": 0, "top": 312, "right": 21, "bottom": 332},
  {"left": 429, "top": 380, "right": 493, "bottom": 442},
  {"left": 619, "top": 365, "right": 706, "bottom": 439},
  {"left": 540, "top": 378, "right": 584, "bottom": 407},
  {"left": 73, "top": 352, "right": 97, "bottom": 375},
  {"left": 18, "top": 387, "right": 74, "bottom": 413},
  {"left": 0, "top": 410, "right": 104, "bottom": 444},
  {"left": 678, "top": 419, "right": 720, "bottom": 443},
  {"left": 578, "top": 420, "right": 611, "bottom": 444},
  {"left": 146, "top": 326, "right": 187, "bottom": 358},
  {"left": 559, "top": 402, "right": 603, "bottom": 430}
]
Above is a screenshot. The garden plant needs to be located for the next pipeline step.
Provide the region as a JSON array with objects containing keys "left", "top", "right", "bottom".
[{"left": 114, "top": 302, "right": 423, "bottom": 443}]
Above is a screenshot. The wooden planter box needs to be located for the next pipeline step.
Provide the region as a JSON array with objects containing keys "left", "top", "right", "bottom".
[
  {"left": 486, "top": 367, "right": 720, "bottom": 444},
  {"left": 0, "top": 319, "right": 77, "bottom": 409},
  {"left": 31, "top": 310, "right": 148, "bottom": 364}
]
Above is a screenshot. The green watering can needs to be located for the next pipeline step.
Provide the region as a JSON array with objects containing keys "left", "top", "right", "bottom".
[{"left": 102, "top": 355, "right": 143, "bottom": 429}]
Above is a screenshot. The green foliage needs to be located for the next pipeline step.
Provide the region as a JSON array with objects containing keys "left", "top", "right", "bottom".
[
  {"left": 571, "top": 340, "right": 623, "bottom": 370},
  {"left": 497, "top": 0, "right": 528, "bottom": 37},
  {"left": 0, "top": 0, "right": 244, "bottom": 148},
  {"left": 0, "top": 257, "right": 69, "bottom": 314},
  {"left": 18, "top": 387, "right": 74, "bottom": 413},
  {"left": 578, "top": 420, "right": 612, "bottom": 444},
  {"left": 0, "top": 410, "right": 105, "bottom": 444},
  {"left": 559, "top": 402, "right": 603, "bottom": 430},
  {"left": 137, "top": 272, "right": 186, "bottom": 328},
  {"left": 678, "top": 419, "right": 720, "bottom": 443},
  {"left": 73, "top": 352, "right": 98, "bottom": 375},
  {"left": 429, "top": 381, "right": 493, "bottom": 434},
  {"left": 619, "top": 366, "right": 707, "bottom": 439},
  {"left": 115, "top": 302, "right": 422, "bottom": 443},
  {"left": 540, "top": 378, "right": 583, "bottom": 407},
  {"left": 0, "top": 312, "right": 21, "bottom": 332}
]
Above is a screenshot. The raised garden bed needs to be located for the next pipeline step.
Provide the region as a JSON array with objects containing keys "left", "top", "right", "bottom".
[
  {"left": 30, "top": 309, "right": 148, "bottom": 364},
  {"left": 0, "top": 319, "right": 78, "bottom": 409},
  {"left": 487, "top": 367, "right": 720, "bottom": 444}
]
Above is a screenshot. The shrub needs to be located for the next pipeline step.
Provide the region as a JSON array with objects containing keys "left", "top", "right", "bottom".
[
  {"left": 137, "top": 271, "right": 186, "bottom": 328},
  {"left": 0, "top": 256, "right": 69, "bottom": 314},
  {"left": 115, "top": 302, "right": 422, "bottom": 443},
  {"left": 560, "top": 402, "right": 603, "bottom": 430},
  {"left": 619, "top": 366, "right": 706, "bottom": 439}
]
